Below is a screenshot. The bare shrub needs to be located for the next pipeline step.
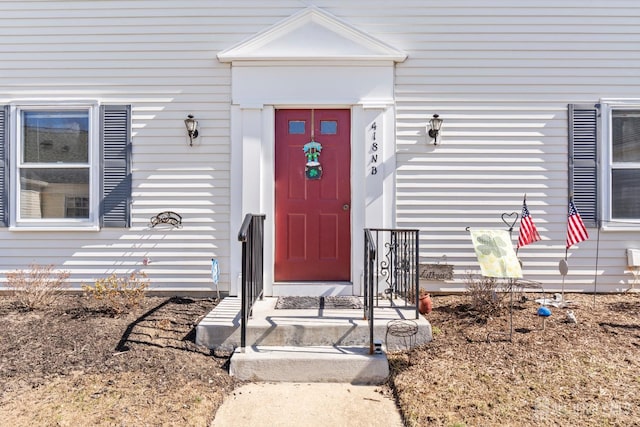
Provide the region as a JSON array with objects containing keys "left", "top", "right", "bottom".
[
  {"left": 6, "top": 264, "right": 70, "bottom": 310},
  {"left": 82, "top": 271, "right": 149, "bottom": 314},
  {"left": 464, "top": 272, "right": 507, "bottom": 317},
  {"left": 405, "top": 286, "right": 427, "bottom": 303}
]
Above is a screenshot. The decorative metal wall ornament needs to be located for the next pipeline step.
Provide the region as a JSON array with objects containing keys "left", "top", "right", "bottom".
[
  {"left": 303, "top": 140, "right": 323, "bottom": 179},
  {"left": 150, "top": 211, "right": 183, "bottom": 228}
]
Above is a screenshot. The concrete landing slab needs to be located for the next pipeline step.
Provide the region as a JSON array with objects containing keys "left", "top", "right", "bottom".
[
  {"left": 229, "top": 346, "right": 389, "bottom": 384},
  {"left": 196, "top": 297, "right": 432, "bottom": 351}
]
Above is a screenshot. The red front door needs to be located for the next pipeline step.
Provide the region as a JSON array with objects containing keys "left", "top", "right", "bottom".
[{"left": 275, "top": 109, "right": 351, "bottom": 281}]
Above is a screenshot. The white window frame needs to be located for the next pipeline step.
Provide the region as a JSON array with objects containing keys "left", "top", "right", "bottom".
[
  {"left": 9, "top": 102, "right": 100, "bottom": 230},
  {"left": 601, "top": 100, "right": 640, "bottom": 227}
]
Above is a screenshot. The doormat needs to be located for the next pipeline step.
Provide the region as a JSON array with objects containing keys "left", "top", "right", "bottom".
[{"left": 275, "top": 296, "right": 363, "bottom": 310}]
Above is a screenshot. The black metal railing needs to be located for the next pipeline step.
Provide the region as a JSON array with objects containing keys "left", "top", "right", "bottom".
[
  {"left": 365, "top": 228, "right": 420, "bottom": 320},
  {"left": 363, "top": 229, "right": 376, "bottom": 354},
  {"left": 238, "top": 213, "right": 266, "bottom": 351}
]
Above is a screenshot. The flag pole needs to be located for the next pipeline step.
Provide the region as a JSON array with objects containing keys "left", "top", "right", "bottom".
[
  {"left": 561, "top": 195, "right": 572, "bottom": 306},
  {"left": 560, "top": 194, "right": 573, "bottom": 304},
  {"left": 564, "top": 195, "right": 589, "bottom": 306},
  {"left": 562, "top": 247, "right": 568, "bottom": 303},
  {"left": 563, "top": 195, "right": 571, "bottom": 304},
  {"left": 516, "top": 194, "right": 526, "bottom": 256},
  {"left": 593, "top": 220, "right": 601, "bottom": 307}
]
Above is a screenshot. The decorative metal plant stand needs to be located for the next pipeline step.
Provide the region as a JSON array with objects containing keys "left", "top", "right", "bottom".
[{"left": 385, "top": 319, "right": 418, "bottom": 351}]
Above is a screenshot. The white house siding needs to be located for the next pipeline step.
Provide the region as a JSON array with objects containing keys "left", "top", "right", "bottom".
[
  {"left": 0, "top": 0, "right": 277, "bottom": 292},
  {"left": 384, "top": 1, "right": 640, "bottom": 292},
  {"left": 0, "top": 1, "right": 638, "bottom": 293},
  {"left": 279, "top": 0, "right": 640, "bottom": 293}
]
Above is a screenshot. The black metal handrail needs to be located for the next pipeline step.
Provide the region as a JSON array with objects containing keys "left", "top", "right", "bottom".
[
  {"left": 365, "top": 228, "right": 420, "bottom": 320},
  {"left": 363, "top": 229, "right": 376, "bottom": 354},
  {"left": 238, "top": 213, "right": 266, "bottom": 351}
]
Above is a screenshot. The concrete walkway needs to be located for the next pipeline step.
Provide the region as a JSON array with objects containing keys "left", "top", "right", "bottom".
[{"left": 211, "top": 382, "right": 405, "bottom": 427}]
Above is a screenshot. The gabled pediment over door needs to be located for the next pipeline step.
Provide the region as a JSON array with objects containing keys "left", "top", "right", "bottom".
[{"left": 218, "top": 6, "right": 407, "bottom": 63}]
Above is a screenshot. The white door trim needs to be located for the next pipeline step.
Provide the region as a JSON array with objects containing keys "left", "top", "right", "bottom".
[
  {"left": 229, "top": 103, "right": 396, "bottom": 297},
  {"left": 222, "top": 6, "right": 405, "bottom": 296}
]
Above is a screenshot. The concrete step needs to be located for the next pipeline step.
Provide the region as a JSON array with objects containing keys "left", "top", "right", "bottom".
[
  {"left": 196, "top": 297, "right": 432, "bottom": 351},
  {"left": 229, "top": 346, "right": 389, "bottom": 384}
]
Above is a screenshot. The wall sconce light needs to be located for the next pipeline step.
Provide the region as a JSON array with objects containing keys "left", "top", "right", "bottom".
[
  {"left": 184, "top": 114, "right": 199, "bottom": 146},
  {"left": 427, "top": 114, "right": 443, "bottom": 145}
]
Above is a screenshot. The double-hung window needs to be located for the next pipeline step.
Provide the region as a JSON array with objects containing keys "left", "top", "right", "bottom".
[
  {"left": 610, "top": 109, "right": 640, "bottom": 221},
  {"left": 16, "top": 107, "right": 96, "bottom": 227},
  {"left": 0, "top": 103, "right": 131, "bottom": 229}
]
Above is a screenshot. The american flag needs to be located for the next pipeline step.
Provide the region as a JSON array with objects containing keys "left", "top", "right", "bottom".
[
  {"left": 566, "top": 199, "right": 589, "bottom": 248},
  {"left": 517, "top": 198, "right": 541, "bottom": 248}
]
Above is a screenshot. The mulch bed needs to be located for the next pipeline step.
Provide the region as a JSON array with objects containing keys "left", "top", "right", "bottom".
[
  {"left": 388, "top": 292, "right": 640, "bottom": 426},
  {"left": 0, "top": 295, "right": 237, "bottom": 426},
  {"left": 2, "top": 291, "right": 639, "bottom": 426}
]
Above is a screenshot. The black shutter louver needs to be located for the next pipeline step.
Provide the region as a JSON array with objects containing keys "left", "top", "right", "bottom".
[
  {"left": 100, "top": 105, "right": 131, "bottom": 228},
  {"left": 0, "top": 106, "right": 7, "bottom": 226},
  {"left": 568, "top": 104, "right": 599, "bottom": 227}
]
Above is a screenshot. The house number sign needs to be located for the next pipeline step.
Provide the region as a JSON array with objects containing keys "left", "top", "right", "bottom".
[{"left": 368, "top": 121, "right": 379, "bottom": 175}]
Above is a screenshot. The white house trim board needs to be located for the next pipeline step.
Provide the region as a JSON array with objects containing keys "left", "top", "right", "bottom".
[
  {"left": 231, "top": 104, "right": 396, "bottom": 297},
  {"left": 230, "top": 65, "right": 396, "bottom": 107},
  {"left": 224, "top": 7, "right": 405, "bottom": 296}
]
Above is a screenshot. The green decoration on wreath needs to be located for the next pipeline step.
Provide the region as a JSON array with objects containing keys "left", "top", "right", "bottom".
[{"left": 303, "top": 141, "right": 323, "bottom": 180}]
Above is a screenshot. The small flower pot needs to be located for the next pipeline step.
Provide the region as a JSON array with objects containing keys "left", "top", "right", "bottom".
[{"left": 418, "top": 293, "right": 433, "bottom": 314}]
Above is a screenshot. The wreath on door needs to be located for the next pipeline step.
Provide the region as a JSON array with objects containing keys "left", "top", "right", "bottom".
[{"left": 303, "top": 140, "right": 323, "bottom": 180}]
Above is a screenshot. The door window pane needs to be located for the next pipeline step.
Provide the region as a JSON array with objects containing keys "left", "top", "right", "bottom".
[
  {"left": 288, "top": 120, "right": 305, "bottom": 134},
  {"left": 320, "top": 120, "right": 337, "bottom": 135}
]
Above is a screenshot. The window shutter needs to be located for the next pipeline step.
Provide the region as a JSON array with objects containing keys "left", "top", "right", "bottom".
[
  {"left": 0, "top": 106, "right": 7, "bottom": 226},
  {"left": 100, "top": 105, "right": 131, "bottom": 228},
  {"left": 568, "top": 103, "right": 599, "bottom": 227}
]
